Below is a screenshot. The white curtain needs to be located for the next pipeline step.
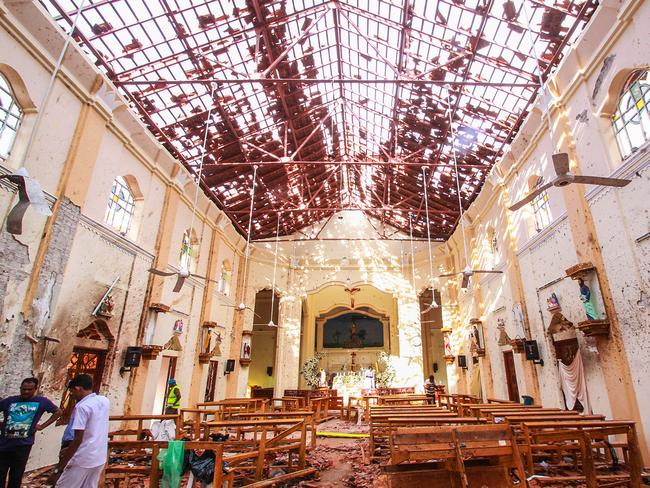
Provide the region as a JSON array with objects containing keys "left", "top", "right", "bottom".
[{"left": 557, "top": 353, "right": 591, "bottom": 413}]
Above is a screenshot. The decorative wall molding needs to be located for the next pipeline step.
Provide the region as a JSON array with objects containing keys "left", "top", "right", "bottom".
[{"left": 79, "top": 215, "right": 154, "bottom": 262}]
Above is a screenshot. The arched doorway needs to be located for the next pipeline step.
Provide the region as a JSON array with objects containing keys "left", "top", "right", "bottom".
[
  {"left": 58, "top": 320, "right": 113, "bottom": 423},
  {"left": 248, "top": 289, "right": 280, "bottom": 394}
]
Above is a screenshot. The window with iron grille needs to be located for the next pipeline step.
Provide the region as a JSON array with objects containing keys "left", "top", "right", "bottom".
[
  {"left": 104, "top": 176, "right": 135, "bottom": 234},
  {"left": 58, "top": 347, "right": 106, "bottom": 424},
  {"left": 531, "top": 181, "right": 552, "bottom": 232},
  {"left": 0, "top": 75, "right": 22, "bottom": 160},
  {"left": 613, "top": 70, "right": 650, "bottom": 159}
]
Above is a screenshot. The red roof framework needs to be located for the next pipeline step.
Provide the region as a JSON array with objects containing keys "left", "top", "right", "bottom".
[{"left": 40, "top": 0, "right": 596, "bottom": 240}]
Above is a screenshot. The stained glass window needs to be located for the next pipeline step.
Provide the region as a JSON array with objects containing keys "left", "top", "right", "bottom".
[
  {"left": 613, "top": 70, "right": 650, "bottom": 159},
  {"left": 0, "top": 75, "right": 22, "bottom": 160},
  {"left": 180, "top": 229, "right": 194, "bottom": 271},
  {"left": 104, "top": 176, "right": 135, "bottom": 234}
]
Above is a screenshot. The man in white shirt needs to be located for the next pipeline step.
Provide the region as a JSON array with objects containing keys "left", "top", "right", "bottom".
[{"left": 55, "top": 374, "right": 109, "bottom": 488}]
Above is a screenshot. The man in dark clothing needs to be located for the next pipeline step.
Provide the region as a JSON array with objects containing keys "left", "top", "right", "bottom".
[
  {"left": 0, "top": 377, "right": 62, "bottom": 488},
  {"left": 424, "top": 375, "right": 436, "bottom": 405}
]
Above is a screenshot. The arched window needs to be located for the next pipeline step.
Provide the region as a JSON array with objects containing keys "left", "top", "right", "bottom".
[
  {"left": 612, "top": 69, "right": 650, "bottom": 158},
  {"left": 179, "top": 229, "right": 197, "bottom": 272},
  {"left": 529, "top": 175, "right": 552, "bottom": 232},
  {"left": 104, "top": 176, "right": 135, "bottom": 234},
  {"left": 219, "top": 259, "right": 232, "bottom": 295},
  {"left": 0, "top": 74, "right": 23, "bottom": 160}
]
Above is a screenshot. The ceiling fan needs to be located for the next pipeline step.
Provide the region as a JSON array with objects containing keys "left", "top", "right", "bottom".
[
  {"left": 147, "top": 267, "right": 217, "bottom": 293},
  {"left": 509, "top": 152, "right": 631, "bottom": 211},
  {"left": 0, "top": 168, "right": 52, "bottom": 235},
  {"left": 267, "top": 212, "right": 281, "bottom": 327},
  {"left": 420, "top": 166, "right": 439, "bottom": 314},
  {"left": 223, "top": 165, "right": 259, "bottom": 318},
  {"left": 438, "top": 89, "right": 503, "bottom": 290},
  {"left": 508, "top": 4, "right": 631, "bottom": 213},
  {"left": 440, "top": 265, "right": 503, "bottom": 290},
  {"left": 224, "top": 301, "right": 261, "bottom": 318},
  {"left": 147, "top": 84, "right": 218, "bottom": 293}
]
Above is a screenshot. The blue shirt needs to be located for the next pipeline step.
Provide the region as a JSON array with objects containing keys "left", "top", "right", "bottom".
[{"left": 0, "top": 395, "right": 58, "bottom": 448}]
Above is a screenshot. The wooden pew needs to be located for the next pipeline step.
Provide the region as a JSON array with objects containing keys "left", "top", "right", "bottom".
[
  {"left": 233, "top": 411, "right": 318, "bottom": 448},
  {"left": 369, "top": 410, "right": 461, "bottom": 458},
  {"left": 197, "top": 398, "right": 268, "bottom": 420},
  {"left": 269, "top": 397, "right": 301, "bottom": 412},
  {"left": 347, "top": 395, "right": 379, "bottom": 423},
  {"left": 378, "top": 394, "right": 430, "bottom": 405},
  {"left": 103, "top": 421, "right": 316, "bottom": 488},
  {"left": 387, "top": 425, "right": 526, "bottom": 487},
  {"left": 464, "top": 404, "right": 547, "bottom": 417},
  {"left": 309, "top": 396, "right": 331, "bottom": 422},
  {"left": 521, "top": 420, "right": 643, "bottom": 486},
  {"left": 177, "top": 408, "right": 221, "bottom": 439}
]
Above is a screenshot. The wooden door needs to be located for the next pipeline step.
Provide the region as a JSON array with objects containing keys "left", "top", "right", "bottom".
[
  {"left": 204, "top": 361, "right": 219, "bottom": 402},
  {"left": 503, "top": 351, "right": 520, "bottom": 402},
  {"left": 59, "top": 347, "right": 107, "bottom": 423}
]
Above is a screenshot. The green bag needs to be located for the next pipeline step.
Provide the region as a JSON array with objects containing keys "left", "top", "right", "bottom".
[{"left": 161, "top": 440, "right": 185, "bottom": 488}]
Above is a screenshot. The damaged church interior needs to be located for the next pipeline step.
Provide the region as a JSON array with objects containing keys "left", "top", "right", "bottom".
[{"left": 0, "top": 0, "right": 649, "bottom": 485}]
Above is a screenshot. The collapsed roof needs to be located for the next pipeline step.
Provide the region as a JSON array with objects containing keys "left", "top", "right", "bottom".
[{"left": 41, "top": 0, "right": 596, "bottom": 239}]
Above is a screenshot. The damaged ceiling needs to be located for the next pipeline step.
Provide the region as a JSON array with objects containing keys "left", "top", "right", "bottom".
[{"left": 41, "top": 0, "right": 596, "bottom": 239}]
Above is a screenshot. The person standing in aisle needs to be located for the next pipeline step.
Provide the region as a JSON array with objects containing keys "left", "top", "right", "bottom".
[
  {"left": 165, "top": 379, "right": 182, "bottom": 414},
  {"left": 424, "top": 375, "right": 436, "bottom": 405},
  {"left": 55, "top": 374, "right": 109, "bottom": 488},
  {"left": 0, "top": 377, "right": 62, "bottom": 488}
]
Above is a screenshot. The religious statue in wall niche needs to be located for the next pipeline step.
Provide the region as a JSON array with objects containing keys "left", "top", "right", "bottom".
[
  {"left": 496, "top": 318, "right": 511, "bottom": 346},
  {"left": 547, "top": 293, "right": 560, "bottom": 312},
  {"left": 469, "top": 324, "right": 484, "bottom": 355},
  {"left": 242, "top": 342, "right": 251, "bottom": 358},
  {"left": 444, "top": 334, "right": 452, "bottom": 356},
  {"left": 97, "top": 294, "right": 114, "bottom": 317},
  {"left": 578, "top": 278, "right": 598, "bottom": 321}
]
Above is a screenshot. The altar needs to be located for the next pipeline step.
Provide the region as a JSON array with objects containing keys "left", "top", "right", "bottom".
[{"left": 316, "top": 309, "right": 390, "bottom": 372}]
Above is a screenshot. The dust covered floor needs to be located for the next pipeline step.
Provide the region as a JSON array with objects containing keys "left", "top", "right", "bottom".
[
  {"left": 297, "top": 418, "right": 385, "bottom": 487},
  {"left": 22, "top": 418, "right": 385, "bottom": 488}
]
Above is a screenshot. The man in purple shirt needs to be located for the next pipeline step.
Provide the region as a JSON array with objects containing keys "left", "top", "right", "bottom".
[{"left": 0, "top": 377, "right": 62, "bottom": 488}]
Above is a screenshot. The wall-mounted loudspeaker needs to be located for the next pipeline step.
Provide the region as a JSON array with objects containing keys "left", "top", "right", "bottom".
[
  {"left": 457, "top": 355, "right": 467, "bottom": 368},
  {"left": 124, "top": 347, "right": 142, "bottom": 367},
  {"left": 224, "top": 359, "right": 236, "bottom": 374},
  {"left": 525, "top": 340, "right": 544, "bottom": 366}
]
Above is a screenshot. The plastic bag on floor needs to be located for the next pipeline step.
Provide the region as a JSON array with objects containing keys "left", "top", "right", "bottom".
[
  {"left": 188, "top": 450, "right": 215, "bottom": 483},
  {"left": 162, "top": 440, "right": 185, "bottom": 488}
]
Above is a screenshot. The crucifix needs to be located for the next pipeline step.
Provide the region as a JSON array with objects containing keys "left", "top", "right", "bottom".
[
  {"left": 344, "top": 286, "right": 361, "bottom": 308},
  {"left": 350, "top": 351, "right": 357, "bottom": 372}
]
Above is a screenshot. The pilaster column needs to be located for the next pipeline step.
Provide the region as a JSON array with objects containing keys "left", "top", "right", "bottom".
[
  {"left": 275, "top": 290, "right": 303, "bottom": 395},
  {"left": 493, "top": 168, "right": 542, "bottom": 403},
  {"left": 226, "top": 252, "right": 248, "bottom": 397},
  {"left": 551, "top": 97, "right": 647, "bottom": 459},
  {"left": 187, "top": 225, "right": 221, "bottom": 406}
]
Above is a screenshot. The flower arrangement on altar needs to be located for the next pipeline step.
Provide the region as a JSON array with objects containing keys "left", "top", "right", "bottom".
[
  {"left": 375, "top": 351, "right": 395, "bottom": 388},
  {"left": 300, "top": 353, "right": 324, "bottom": 388}
]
